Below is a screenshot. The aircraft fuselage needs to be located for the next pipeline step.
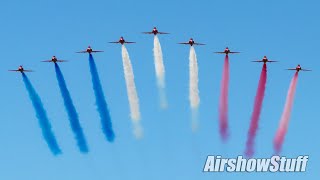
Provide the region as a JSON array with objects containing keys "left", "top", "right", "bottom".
[
  {"left": 86, "top": 48, "right": 93, "bottom": 53},
  {"left": 152, "top": 29, "right": 158, "bottom": 35}
]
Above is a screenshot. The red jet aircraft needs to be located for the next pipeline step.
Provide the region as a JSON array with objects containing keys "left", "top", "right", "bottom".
[
  {"left": 41, "top": 56, "right": 67, "bottom": 63},
  {"left": 76, "top": 46, "right": 104, "bottom": 54},
  {"left": 215, "top": 47, "right": 240, "bottom": 55},
  {"left": 178, "top": 38, "right": 205, "bottom": 46},
  {"left": 9, "top": 65, "right": 33, "bottom": 73},
  {"left": 109, "top": 37, "right": 136, "bottom": 45},
  {"left": 252, "top": 56, "right": 278, "bottom": 64},
  {"left": 142, "top": 27, "right": 169, "bottom": 35},
  {"left": 287, "top": 64, "right": 311, "bottom": 72}
]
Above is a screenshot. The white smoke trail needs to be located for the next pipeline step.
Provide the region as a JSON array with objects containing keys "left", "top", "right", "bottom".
[
  {"left": 189, "top": 46, "right": 200, "bottom": 131},
  {"left": 153, "top": 35, "right": 168, "bottom": 109},
  {"left": 121, "top": 45, "right": 143, "bottom": 138}
]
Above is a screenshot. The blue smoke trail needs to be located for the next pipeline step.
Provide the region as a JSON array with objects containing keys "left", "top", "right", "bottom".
[
  {"left": 22, "top": 73, "right": 61, "bottom": 155},
  {"left": 88, "top": 54, "right": 115, "bottom": 142},
  {"left": 54, "top": 63, "right": 89, "bottom": 153}
]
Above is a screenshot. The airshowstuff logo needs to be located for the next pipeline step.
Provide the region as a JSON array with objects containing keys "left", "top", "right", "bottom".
[{"left": 203, "top": 155, "right": 308, "bottom": 172}]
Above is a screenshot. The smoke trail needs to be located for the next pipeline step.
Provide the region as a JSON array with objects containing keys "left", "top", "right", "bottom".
[
  {"left": 274, "top": 72, "right": 299, "bottom": 154},
  {"left": 22, "top": 73, "right": 61, "bottom": 155},
  {"left": 54, "top": 63, "right": 89, "bottom": 153},
  {"left": 89, "top": 54, "right": 115, "bottom": 142},
  {"left": 121, "top": 45, "right": 142, "bottom": 138},
  {"left": 245, "top": 64, "right": 267, "bottom": 157},
  {"left": 153, "top": 35, "right": 168, "bottom": 109},
  {"left": 189, "top": 46, "right": 200, "bottom": 132},
  {"left": 219, "top": 55, "right": 229, "bottom": 141}
]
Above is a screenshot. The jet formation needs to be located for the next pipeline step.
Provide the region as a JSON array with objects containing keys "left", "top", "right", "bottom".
[
  {"left": 9, "top": 26, "right": 311, "bottom": 72},
  {"left": 8, "top": 26, "right": 311, "bottom": 156}
]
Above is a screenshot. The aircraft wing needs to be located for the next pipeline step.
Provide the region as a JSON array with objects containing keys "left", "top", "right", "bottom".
[
  {"left": 268, "top": 60, "right": 278, "bottom": 63},
  {"left": 251, "top": 60, "right": 263, "bottom": 62},
  {"left": 178, "top": 42, "right": 190, "bottom": 45},
  {"left": 142, "top": 32, "right": 153, "bottom": 34},
  {"left": 41, "top": 59, "right": 68, "bottom": 62},
  {"left": 76, "top": 50, "right": 88, "bottom": 53},
  {"left": 109, "top": 42, "right": 120, "bottom": 43},
  {"left": 214, "top": 52, "right": 226, "bottom": 54},
  {"left": 229, "top": 52, "right": 240, "bottom": 54},
  {"left": 194, "top": 43, "right": 205, "bottom": 45},
  {"left": 158, "top": 32, "right": 169, "bottom": 34},
  {"left": 91, "top": 50, "right": 104, "bottom": 53},
  {"left": 286, "top": 68, "right": 297, "bottom": 70},
  {"left": 124, "top": 42, "right": 136, "bottom": 44},
  {"left": 8, "top": 70, "right": 33, "bottom": 72},
  {"left": 301, "top": 69, "right": 312, "bottom": 71}
]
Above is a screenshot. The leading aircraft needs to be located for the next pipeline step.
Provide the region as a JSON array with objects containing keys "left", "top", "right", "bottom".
[
  {"left": 142, "top": 27, "right": 169, "bottom": 35},
  {"left": 76, "top": 46, "right": 104, "bottom": 54},
  {"left": 41, "top": 56, "right": 67, "bottom": 63},
  {"left": 215, "top": 47, "right": 240, "bottom": 55},
  {"left": 109, "top": 36, "right": 136, "bottom": 45},
  {"left": 8, "top": 65, "right": 33, "bottom": 73},
  {"left": 287, "top": 64, "right": 311, "bottom": 72},
  {"left": 178, "top": 38, "right": 205, "bottom": 46},
  {"left": 252, "top": 56, "right": 278, "bottom": 64}
]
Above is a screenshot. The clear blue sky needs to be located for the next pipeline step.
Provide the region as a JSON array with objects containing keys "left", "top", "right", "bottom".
[{"left": 0, "top": 0, "right": 318, "bottom": 179}]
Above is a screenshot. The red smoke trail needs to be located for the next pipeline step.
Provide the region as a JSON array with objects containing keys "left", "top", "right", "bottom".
[
  {"left": 245, "top": 64, "right": 267, "bottom": 157},
  {"left": 274, "top": 72, "right": 299, "bottom": 154},
  {"left": 219, "top": 55, "right": 229, "bottom": 141}
]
